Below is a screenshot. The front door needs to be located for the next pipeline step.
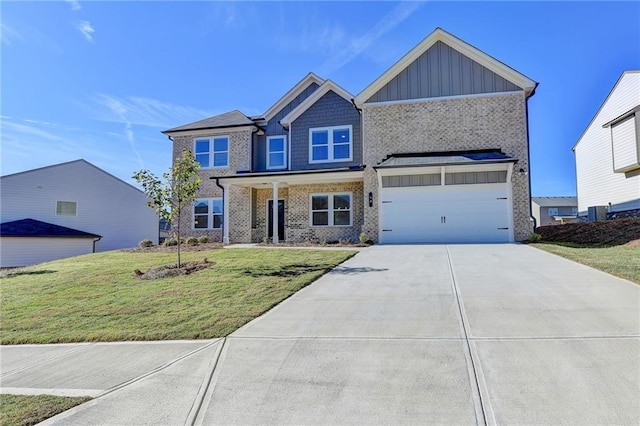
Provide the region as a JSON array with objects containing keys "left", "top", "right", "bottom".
[{"left": 268, "top": 200, "right": 285, "bottom": 241}]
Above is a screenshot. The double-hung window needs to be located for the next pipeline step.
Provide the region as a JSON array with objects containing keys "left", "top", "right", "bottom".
[
  {"left": 194, "top": 198, "right": 223, "bottom": 229},
  {"left": 309, "top": 125, "right": 352, "bottom": 163},
  {"left": 194, "top": 136, "right": 229, "bottom": 168},
  {"left": 310, "top": 193, "right": 352, "bottom": 227},
  {"left": 267, "top": 135, "right": 287, "bottom": 170}
]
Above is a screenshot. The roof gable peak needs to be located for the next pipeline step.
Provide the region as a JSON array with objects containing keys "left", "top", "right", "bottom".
[
  {"left": 355, "top": 27, "right": 537, "bottom": 105},
  {"left": 279, "top": 80, "right": 354, "bottom": 127},
  {"left": 261, "top": 72, "right": 324, "bottom": 122}
]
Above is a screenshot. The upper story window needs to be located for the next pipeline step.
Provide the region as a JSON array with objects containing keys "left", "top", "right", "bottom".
[
  {"left": 56, "top": 201, "right": 77, "bottom": 216},
  {"left": 548, "top": 208, "right": 559, "bottom": 216},
  {"left": 571, "top": 207, "right": 578, "bottom": 215},
  {"left": 309, "top": 125, "right": 352, "bottom": 164},
  {"left": 194, "top": 136, "right": 229, "bottom": 169},
  {"left": 267, "top": 135, "right": 287, "bottom": 170},
  {"left": 194, "top": 198, "right": 223, "bottom": 229}
]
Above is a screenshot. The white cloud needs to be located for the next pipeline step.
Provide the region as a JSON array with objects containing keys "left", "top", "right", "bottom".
[
  {"left": 0, "top": 120, "right": 64, "bottom": 141},
  {"left": 65, "top": 0, "right": 81, "bottom": 11},
  {"left": 91, "top": 94, "right": 214, "bottom": 129},
  {"left": 317, "top": 1, "right": 426, "bottom": 76},
  {"left": 76, "top": 20, "right": 95, "bottom": 43},
  {"left": 0, "top": 23, "right": 24, "bottom": 46}
]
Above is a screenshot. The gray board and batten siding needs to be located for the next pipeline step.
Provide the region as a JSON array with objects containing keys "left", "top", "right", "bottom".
[
  {"left": 253, "top": 82, "right": 320, "bottom": 171},
  {"left": 366, "top": 41, "right": 522, "bottom": 103},
  {"left": 289, "top": 90, "right": 362, "bottom": 171}
]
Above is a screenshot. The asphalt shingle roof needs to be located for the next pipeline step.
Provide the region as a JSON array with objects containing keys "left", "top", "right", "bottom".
[
  {"left": 163, "top": 110, "right": 255, "bottom": 133},
  {"left": 531, "top": 197, "right": 578, "bottom": 207},
  {"left": 376, "top": 150, "right": 516, "bottom": 168},
  {"left": 0, "top": 219, "right": 102, "bottom": 238}
]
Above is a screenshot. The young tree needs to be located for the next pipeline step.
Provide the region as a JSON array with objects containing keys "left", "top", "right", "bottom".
[{"left": 133, "top": 150, "right": 201, "bottom": 267}]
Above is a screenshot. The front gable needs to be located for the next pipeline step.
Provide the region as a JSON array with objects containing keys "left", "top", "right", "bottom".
[
  {"left": 356, "top": 27, "right": 537, "bottom": 105},
  {"left": 366, "top": 41, "right": 522, "bottom": 103}
]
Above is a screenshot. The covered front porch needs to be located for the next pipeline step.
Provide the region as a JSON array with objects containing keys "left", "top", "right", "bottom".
[{"left": 214, "top": 168, "right": 365, "bottom": 244}]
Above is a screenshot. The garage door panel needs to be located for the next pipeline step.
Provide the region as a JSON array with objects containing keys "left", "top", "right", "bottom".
[{"left": 380, "top": 184, "right": 511, "bottom": 244}]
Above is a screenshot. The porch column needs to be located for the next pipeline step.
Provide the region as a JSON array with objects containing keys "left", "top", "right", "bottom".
[
  {"left": 223, "top": 183, "right": 230, "bottom": 245},
  {"left": 272, "top": 181, "right": 279, "bottom": 244}
]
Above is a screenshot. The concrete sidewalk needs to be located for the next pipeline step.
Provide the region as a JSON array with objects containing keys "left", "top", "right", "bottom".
[{"left": 2, "top": 244, "right": 638, "bottom": 425}]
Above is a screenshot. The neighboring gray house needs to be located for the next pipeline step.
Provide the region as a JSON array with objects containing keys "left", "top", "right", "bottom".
[
  {"left": 0, "top": 160, "right": 158, "bottom": 267},
  {"left": 164, "top": 28, "right": 537, "bottom": 244},
  {"left": 573, "top": 71, "right": 640, "bottom": 218},
  {"left": 532, "top": 197, "right": 578, "bottom": 226}
]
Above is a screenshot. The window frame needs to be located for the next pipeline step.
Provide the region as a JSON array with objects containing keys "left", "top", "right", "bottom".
[
  {"left": 548, "top": 207, "right": 559, "bottom": 216},
  {"left": 308, "top": 125, "right": 353, "bottom": 164},
  {"left": 193, "top": 197, "right": 223, "bottom": 230},
  {"left": 193, "top": 136, "right": 229, "bottom": 169},
  {"left": 309, "top": 192, "right": 353, "bottom": 227},
  {"left": 267, "top": 135, "right": 287, "bottom": 170},
  {"left": 56, "top": 200, "right": 77, "bottom": 216}
]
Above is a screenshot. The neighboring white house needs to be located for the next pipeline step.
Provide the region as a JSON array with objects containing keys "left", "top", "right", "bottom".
[
  {"left": 0, "top": 159, "right": 158, "bottom": 267},
  {"left": 573, "top": 71, "right": 640, "bottom": 217}
]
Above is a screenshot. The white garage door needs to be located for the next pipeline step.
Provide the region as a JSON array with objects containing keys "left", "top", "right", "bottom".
[{"left": 380, "top": 184, "right": 512, "bottom": 243}]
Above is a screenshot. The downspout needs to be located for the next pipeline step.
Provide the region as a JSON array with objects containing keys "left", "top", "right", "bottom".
[
  {"left": 92, "top": 236, "right": 102, "bottom": 253},
  {"left": 525, "top": 85, "right": 539, "bottom": 234},
  {"left": 215, "top": 178, "right": 225, "bottom": 242}
]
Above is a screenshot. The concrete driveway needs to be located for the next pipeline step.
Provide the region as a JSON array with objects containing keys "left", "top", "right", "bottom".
[{"left": 3, "top": 244, "right": 638, "bottom": 425}]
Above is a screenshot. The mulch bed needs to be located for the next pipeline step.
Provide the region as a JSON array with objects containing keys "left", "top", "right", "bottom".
[
  {"left": 134, "top": 258, "right": 213, "bottom": 280},
  {"left": 535, "top": 218, "right": 640, "bottom": 246}
]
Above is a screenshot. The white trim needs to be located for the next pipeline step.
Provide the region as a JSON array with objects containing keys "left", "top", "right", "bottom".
[
  {"left": 216, "top": 170, "right": 364, "bottom": 188},
  {"left": 355, "top": 27, "right": 537, "bottom": 105},
  {"left": 266, "top": 135, "right": 287, "bottom": 170},
  {"left": 164, "top": 125, "right": 255, "bottom": 138},
  {"left": 279, "top": 80, "right": 354, "bottom": 127},
  {"left": 262, "top": 73, "right": 325, "bottom": 122},
  {"left": 361, "top": 90, "right": 522, "bottom": 109},
  {"left": 309, "top": 125, "right": 353, "bottom": 164},
  {"left": 194, "top": 136, "right": 230, "bottom": 169},
  {"left": 309, "top": 192, "right": 353, "bottom": 227}
]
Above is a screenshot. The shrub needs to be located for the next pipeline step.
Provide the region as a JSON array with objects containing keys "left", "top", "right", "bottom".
[
  {"left": 529, "top": 232, "right": 542, "bottom": 242},
  {"left": 359, "top": 232, "right": 369, "bottom": 245},
  {"left": 198, "top": 236, "right": 209, "bottom": 244},
  {"left": 138, "top": 239, "right": 153, "bottom": 248},
  {"left": 164, "top": 237, "right": 178, "bottom": 247},
  {"left": 186, "top": 237, "right": 199, "bottom": 246}
]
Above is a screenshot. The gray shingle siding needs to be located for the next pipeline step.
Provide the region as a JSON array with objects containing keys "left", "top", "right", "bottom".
[
  {"left": 289, "top": 90, "right": 362, "bottom": 171},
  {"left": 367, "top": 41, "right": 522, "bottom": 103},
  {"left": 253, "top": 83, "right": 320, "bottom": 171}
]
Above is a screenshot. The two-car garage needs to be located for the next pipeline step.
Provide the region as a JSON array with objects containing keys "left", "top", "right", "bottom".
[{"left": 376, "top": 154, "right": 516, "bottom": 244}]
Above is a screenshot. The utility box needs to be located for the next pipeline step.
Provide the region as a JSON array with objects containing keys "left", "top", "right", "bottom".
[{"left": 587, "top": 206, "right": 608, "bottom": 222}]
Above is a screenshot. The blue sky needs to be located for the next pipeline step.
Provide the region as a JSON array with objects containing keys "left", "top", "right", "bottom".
[{"left": 1, "top": 1, "right": 639, "bottom": 197}]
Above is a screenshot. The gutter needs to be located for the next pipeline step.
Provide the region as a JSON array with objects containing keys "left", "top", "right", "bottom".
[{"left": 350, "top": 98, "right": 362, "bottom": 115}]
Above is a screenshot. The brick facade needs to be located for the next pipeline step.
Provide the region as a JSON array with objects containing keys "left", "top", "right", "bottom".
[
  {"left": 250, "top": 182, "right": 364, "bottom": 243},
  {"left": 361, "top": 92, "right": 533, "bottom": 241},
  {"left": 171, "top": 128, "right": 253, "bottom": 242}
]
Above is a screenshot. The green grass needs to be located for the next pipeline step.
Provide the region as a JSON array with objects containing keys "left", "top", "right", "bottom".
[
  {"left": 0, "top": 248, "right": 355, "bottom": 344},
  {"left": 532, "top": 243, "right": 640, "bottom": 284},
  {"left": 0, "top": 394, "right": 91, "bottom": 426}
]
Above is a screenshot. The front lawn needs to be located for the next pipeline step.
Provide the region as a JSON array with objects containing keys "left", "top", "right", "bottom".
[
  {"left": 532, "top": 243, "right": 639, "bottom": 284},
  {"left": 0, "top": 394, "right": 91, "bottom": 426},
  {"left": 0, "top": 248, "right": 355, "bottom": 344}
]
